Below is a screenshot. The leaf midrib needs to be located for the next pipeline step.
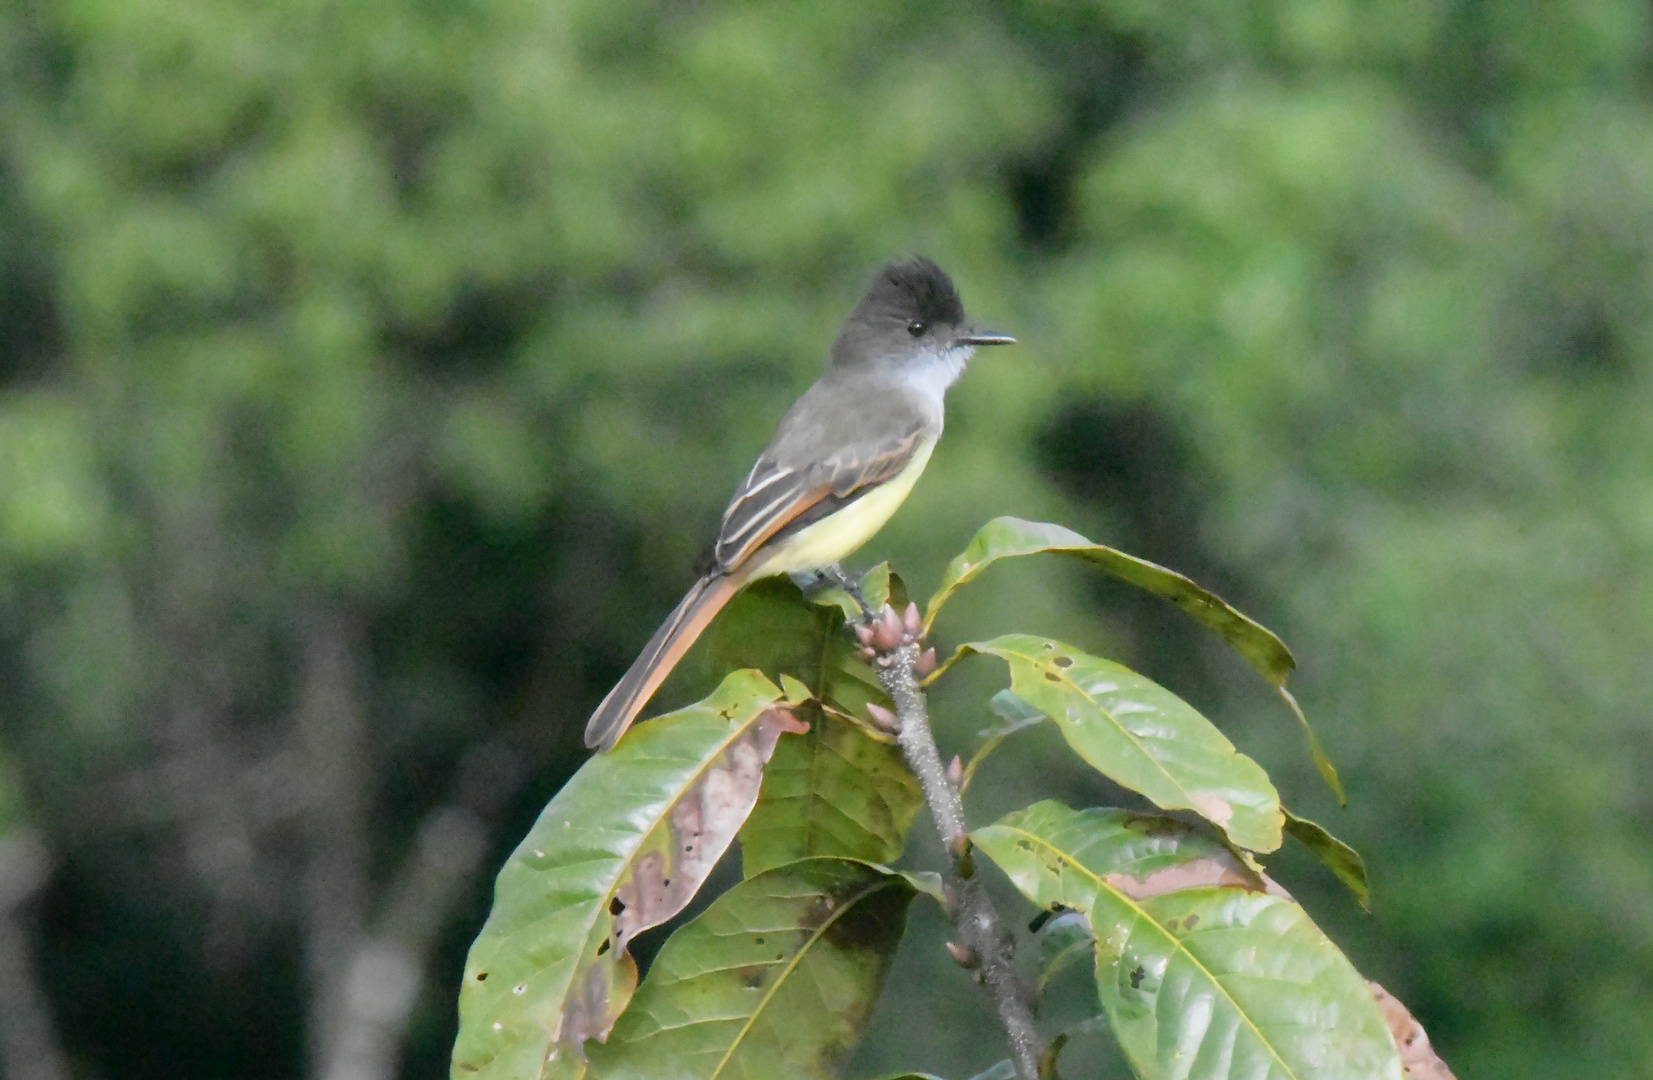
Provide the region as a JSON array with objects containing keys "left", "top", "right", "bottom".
[
  {"left": 992, "top": 824, "right": 1300, "bottom": 1080},
  {"left": 708, "top": 874, "right": 900, "bottom": 1080},
  {"left": 797, "top": 607, "right": 837, "bottom": 861}
]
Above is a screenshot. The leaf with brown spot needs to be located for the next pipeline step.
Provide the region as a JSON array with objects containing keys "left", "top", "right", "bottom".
[
  {"left": 973, "top": 802, "right": 1270, "bottom": 922},
  {"left": 974, "top": 801, "right": 1403, "bottom": 1080},
  {"left": 1369, "top": 982, "right": 1456, "bottom": 1080},
  {"left": 451, "top": 670, "right": 802, "bottom": 1080},
  {"left": 585, "top": 858, "right": 915, "bottom": 1080},
  {"left": 924, "top": 517, "right": 1342, "bottom": 802},
  {"left": 702, "top": 578, "right": 921, "bottom": 877},
  {"left": 953, "top": 635, "right": 1283, "bottom": 852}
]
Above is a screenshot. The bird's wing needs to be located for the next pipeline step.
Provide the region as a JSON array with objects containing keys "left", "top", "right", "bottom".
[{"left": 711, "top": 417, "right": 929, "bottom": 572}]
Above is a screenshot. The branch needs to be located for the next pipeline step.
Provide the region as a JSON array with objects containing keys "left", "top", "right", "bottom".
[
  {"left": 862, "top": 604, "right": 1044, "bottom": 1080},
  {"left": 315, "top": 734, "right": 534, "bottom": 1080},
  {"left": 0, "top": 829, "right": 73, "bottom": 1080},
  {"left": 296, "top": 603, "right": 372, "bottom": 1077}
]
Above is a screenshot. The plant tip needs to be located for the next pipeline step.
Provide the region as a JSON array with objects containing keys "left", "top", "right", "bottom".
[
  {"left": 866, "top": 702, "right": 900, "bottom": 732},
  {"left": 902, "top": 602, "right": 923, "bottom": 639}
]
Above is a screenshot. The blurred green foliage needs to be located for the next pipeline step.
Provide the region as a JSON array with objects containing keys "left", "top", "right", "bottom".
[{"left": 1, "top": 1, "right": 1651, "bottom": 1078}]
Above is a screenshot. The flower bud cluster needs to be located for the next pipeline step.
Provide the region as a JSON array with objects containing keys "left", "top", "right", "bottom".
[{"left": 853, "top": 603, "right": 937, "bottom": 676}]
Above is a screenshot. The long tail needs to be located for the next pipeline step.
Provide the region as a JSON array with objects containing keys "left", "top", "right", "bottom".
[{"left": 584, "top": 572, "right": 744, "bottom": 751}]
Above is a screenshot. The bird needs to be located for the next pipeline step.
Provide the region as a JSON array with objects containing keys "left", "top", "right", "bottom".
[{"left": 584, "top": 257, "right": 1014, "bottom": 751}]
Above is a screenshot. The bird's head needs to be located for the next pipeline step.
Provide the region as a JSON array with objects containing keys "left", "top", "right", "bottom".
[{"left": 830, "top": 257, "right": 1014, "bottom": 384}]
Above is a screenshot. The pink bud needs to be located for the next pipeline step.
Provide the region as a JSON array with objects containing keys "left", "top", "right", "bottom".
[
  {"left": 947, "top": 755, "right": 964, "bottom": 786},
  {"left": 914, "top": 647, "right": 937, "bottom": 676},
  {"left": 866, "top": 702, "right": 900, "bottom": 732},
  {"left": 903, "top": 602, "right": 923, "bottom": 640},
  {"left": 872, "top": 607, "right": 905, "bottom": 651},
  {"left": 854, "top": 623, "right": 876, "bottom": 647},
  {"left": 945, "top": 940, "right": 979, "bottom": 968}
]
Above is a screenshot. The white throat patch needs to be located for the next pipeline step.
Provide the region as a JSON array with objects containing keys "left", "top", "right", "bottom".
[{"left": 901, "top": 345, "right": 974, "bottom": 411}]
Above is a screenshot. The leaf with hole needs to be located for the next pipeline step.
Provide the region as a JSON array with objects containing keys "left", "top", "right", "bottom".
[
  {"left": 954, "top": 636, "right": 1283, "bottom": 852},
  {"left": 974, "top": 801, "right": 1402, "bottom": 1080},
  {"left": 924, "top": 517, "right": 1341, "bottom": 801},
  {"left": 585, "top": 857, "right": 916, "bottom": 1080},
  {"left": 451, "top": 670, "right": 802, "bottom": 1080}
]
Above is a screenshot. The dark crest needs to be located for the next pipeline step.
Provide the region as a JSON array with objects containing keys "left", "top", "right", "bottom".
[{"left": 858, "top": 257, "right": 965, "bottom": 328}]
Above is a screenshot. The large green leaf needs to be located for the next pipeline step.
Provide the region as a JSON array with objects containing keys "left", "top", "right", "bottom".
[
  {"left": 704, "top": 578, "right": 921, "bottom": 876},
  {"left": 956, "top": 636, "right": 1283, "bottom": 852},
  {"left": 740, "top": 707, "right": 921, "bottom": 876},
  {"left": 974, "top": 802, "right": 1402, "bottom": 1080},
  {"left": 585, "top": 857, "right": 916, "bottom": 1080},
  {"left": 924, "top": 518, "right": 1341, "bottom": 802},
  {"left": 702, "top": 576, "right": 895, "bottom": 730},
  {"left": 452, "top": 670, "right": 802, "bottom": 1080}
]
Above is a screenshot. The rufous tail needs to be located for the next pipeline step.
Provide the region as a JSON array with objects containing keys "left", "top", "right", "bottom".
[{"left": 583, "top": 572, "right": 744, "bottom": 751}]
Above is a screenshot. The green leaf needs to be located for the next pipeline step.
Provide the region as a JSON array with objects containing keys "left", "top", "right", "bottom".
[
  {"left": 807, "top": 585, "right": 864, "bottom": 621},
  {"left": 974, "top": 802, "right": 1252, "bottom": 916},
  {"left": 875, "top": 1065, "right": 1011, "bottom": 1080},
  {"left": 957, "top": 690, "right": 1045, "bottom": 795},
  {"left": 974, "top": 802, "right": 1403, "bottom": 1080},
  {"left": 703, "top": 577, "right": 894, "bottom": 730},
  {"left": 586, "top": 857, "right": 915, "bottom": 1080},
  {"left": 925, "top": 518, "right": 1342, "bottom": 803},
  {"left": 451, "top": 670, "right": 802, "bottom": 1080},
  {"left": 1035, "top": 911, "right": 1096, "bottom": 998},
  {"left": 707, "top": 579, "right": 921, "bottom": 877},
  {"left": 740, "top": 707, "right": 921, "bottom": 876},
  {"left": 958, "top": 636, "right": 1283, "bottom": 852},
  {"left": 967, "top": 1064, "right": 1016, "bottom": 1080},
  {"left": 798, "top": 562, "right": 908, "bottom": 621},
  {"left": 1283, "top": 809, "right": 1370, "bottom": 911},
  {"left": 858, "top": 562, "right": 910, "bottom": 614}
]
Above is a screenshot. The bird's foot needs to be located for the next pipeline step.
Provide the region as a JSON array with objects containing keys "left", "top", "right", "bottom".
[{"left": 793, "top": 563, "right": 871, "bottom": 619}]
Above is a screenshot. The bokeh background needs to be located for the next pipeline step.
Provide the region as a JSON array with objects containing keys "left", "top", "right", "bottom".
[{"left": 3, "top": 1, "right": 1652, "bottom": 1078}]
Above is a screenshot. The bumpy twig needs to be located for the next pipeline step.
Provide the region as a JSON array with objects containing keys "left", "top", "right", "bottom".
[{"left": 858, "top": 601, "right": 1043, "bottom": 1080}]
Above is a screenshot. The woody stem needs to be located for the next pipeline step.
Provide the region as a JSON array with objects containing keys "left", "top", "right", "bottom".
[{"left": 873, "top": 637, "right": 1042, "bottom": 1080}]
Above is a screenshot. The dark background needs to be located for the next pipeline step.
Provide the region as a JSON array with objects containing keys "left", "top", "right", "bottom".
[{"left": 2, "top": 2, "right": 1650, "bottom": 1078}]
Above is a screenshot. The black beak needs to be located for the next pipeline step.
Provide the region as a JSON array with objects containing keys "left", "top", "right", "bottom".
[{"left": 954, "top": 330, "right": 1016, "bottom": 347}]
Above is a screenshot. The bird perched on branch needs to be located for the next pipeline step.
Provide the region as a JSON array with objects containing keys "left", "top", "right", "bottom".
[{"left": 585, "top": 258, "right": 1014, "bottom": 751}]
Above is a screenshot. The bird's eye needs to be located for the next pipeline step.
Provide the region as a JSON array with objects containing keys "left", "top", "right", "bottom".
[{"left": 907, "top": 320, "right": 926, "bottom": 337}]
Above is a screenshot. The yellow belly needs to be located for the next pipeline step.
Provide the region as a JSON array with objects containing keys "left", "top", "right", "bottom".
[{"left": 748, "top": 437, "right": 937, "bottom": 577}]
